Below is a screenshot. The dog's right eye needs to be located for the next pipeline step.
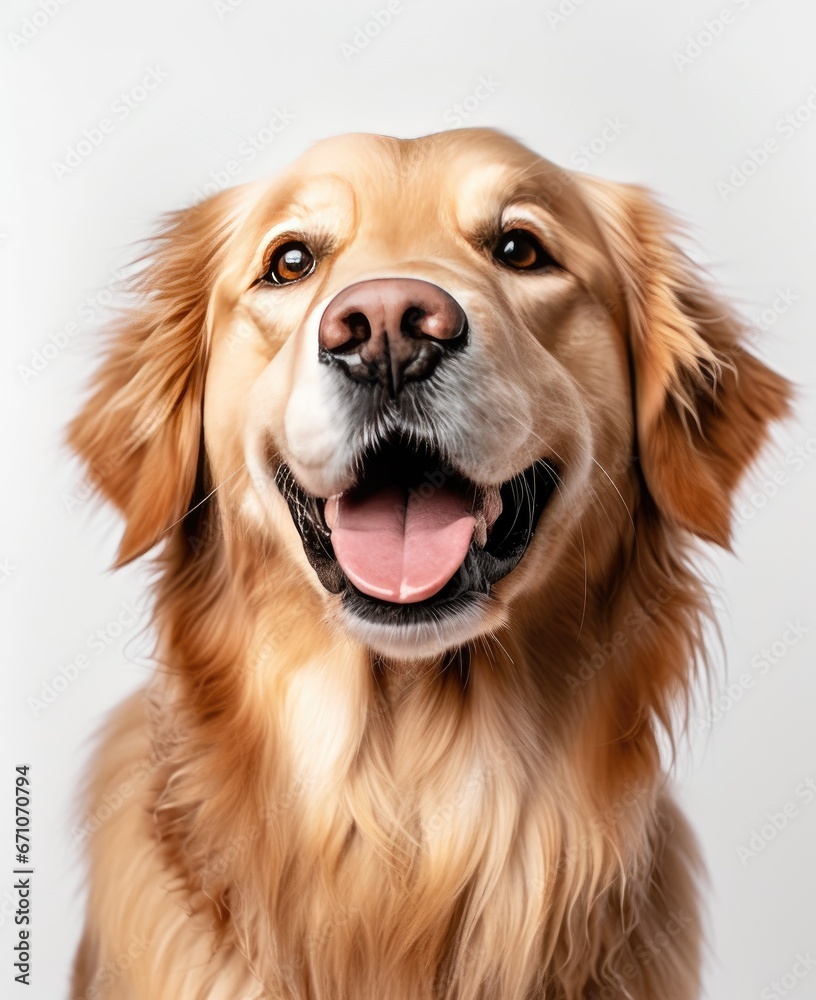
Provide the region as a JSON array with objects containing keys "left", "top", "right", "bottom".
[{"left": 262, "top": 241, "right": 316, "bottom": 285}]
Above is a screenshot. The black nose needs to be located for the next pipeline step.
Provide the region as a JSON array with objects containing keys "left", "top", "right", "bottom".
[{"left": 318, "top": 278, "right": 468, "bottom": 397}]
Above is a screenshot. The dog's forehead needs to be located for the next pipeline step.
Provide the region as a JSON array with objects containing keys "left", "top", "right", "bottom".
[
  {"left": 268, "top": 129, "right": 559, "bottom": 225},
  {"left": 299, "top": 129, "right": 538, "bottom": 171}
]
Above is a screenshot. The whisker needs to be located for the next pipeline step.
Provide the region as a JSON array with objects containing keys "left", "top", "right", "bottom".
[
  {"left": 492, "top": 411, "right": 592, "bottom": 640},
  {"left": 161, "top": 464, "right": 245, "bottom": 534}
]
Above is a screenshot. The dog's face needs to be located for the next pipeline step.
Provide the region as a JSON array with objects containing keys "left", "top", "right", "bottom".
[
  {"left": 71, "top": 129, "right": 789, "bottom": 661},
  {"left": 213, "top": 131, "right": 626, "bottom": 657}
]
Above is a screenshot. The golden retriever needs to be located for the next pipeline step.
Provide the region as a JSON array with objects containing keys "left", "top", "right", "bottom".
[{"left": 69, "top": 129, "right": 790, "bottom": 999}]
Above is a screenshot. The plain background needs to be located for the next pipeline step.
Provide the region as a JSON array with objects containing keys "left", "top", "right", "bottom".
[{"left": 3, "top": 1, "right": 815, "bottom": 997}]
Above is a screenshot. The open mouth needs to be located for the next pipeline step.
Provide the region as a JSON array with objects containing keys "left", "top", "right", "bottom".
[{"left": 274, "top": 438, "right": 558, "bottom": 627}]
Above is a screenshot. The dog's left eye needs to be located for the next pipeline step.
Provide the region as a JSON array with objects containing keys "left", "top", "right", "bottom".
[
  {"left": 494, "top": 230, "right": 559, "bottom": 271},
  {"left": 262, "top": 241, "right": 316, "bottom": 285}
]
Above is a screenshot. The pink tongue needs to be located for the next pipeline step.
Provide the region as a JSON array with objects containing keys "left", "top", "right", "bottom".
[{"left": 325, "top": 486, "right": 475, "bottom": 604}]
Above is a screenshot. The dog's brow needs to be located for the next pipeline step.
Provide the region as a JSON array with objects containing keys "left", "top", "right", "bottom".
[{"left": 255, "top": 173, "right": 357, "bottom": 232}]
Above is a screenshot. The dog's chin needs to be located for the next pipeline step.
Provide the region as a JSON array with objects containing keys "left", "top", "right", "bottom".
[
  {"left": 272, "top": 436, "right": 559, "bottom": 661},
  {"left": 335, "top": 591, "right": 499, "bottom": 661}
]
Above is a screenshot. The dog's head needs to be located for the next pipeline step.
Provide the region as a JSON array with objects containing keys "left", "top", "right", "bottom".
[{"left": 71, "top": 129, "right": 790, "bottom": 660}]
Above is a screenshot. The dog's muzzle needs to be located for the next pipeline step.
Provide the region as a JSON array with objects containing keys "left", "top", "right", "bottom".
[
  {"left": 273, "top": 277, "right": 559, "bottom": 633},
  {"left": 318, "top": 278, "right": 468, "bottom": 399}
]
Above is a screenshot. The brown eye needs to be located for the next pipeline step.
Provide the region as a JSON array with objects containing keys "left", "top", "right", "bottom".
[
  {"left": 494, "top": 229, "right": 559, "bottom": 271},
  {"left": 263, "top": 241, "right": 316, "bottom": 285}
]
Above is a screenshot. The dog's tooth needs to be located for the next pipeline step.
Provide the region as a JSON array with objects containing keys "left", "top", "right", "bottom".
[
  {"left": 324, "top": 495, "right": 340, "bottom": 530},
  {"left": 482, "top": 485, "right": 503, "bottom": 531},
  {"left": 473, "top": 486, "right": 502, "bottom": 547}
]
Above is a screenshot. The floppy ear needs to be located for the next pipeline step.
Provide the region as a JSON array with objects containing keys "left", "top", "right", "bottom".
[
  {"left": 578, "top": 177, "right": 792, "bottom": 547},
  {"left": 69, "top": 191, "right": 240, "bottom": 565}
]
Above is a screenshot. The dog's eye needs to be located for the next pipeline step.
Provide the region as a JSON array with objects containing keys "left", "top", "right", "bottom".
[
  {"left": 494, "top": 230, "right": 559, "bottom": 271},
  {"left": 263, "top": 241, "right": 316, "bottom": 285}
]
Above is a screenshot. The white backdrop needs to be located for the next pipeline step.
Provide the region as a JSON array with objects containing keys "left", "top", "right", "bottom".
[{"left": 3, "top": 1, "right": 815, "bottom": 997}]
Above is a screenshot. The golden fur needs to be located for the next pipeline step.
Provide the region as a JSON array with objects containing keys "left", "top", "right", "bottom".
[{"left": 69, "top": 129, "right": 790, "bottom": 999}]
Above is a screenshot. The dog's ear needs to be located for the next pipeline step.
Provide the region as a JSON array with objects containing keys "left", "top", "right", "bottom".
[
  {"left": 69, "top": 190, "right": 241, "bottom": 565},
  {"left": 577, "top": 176, "right": 792, "bottom": 547}
]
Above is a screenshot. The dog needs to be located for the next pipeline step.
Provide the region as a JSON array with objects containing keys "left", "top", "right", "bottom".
[{"left": 69, "top": 128, "right": 790, "bottom": 999}]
